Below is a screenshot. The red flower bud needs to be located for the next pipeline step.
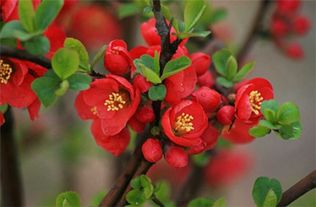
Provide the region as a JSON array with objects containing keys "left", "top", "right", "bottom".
[
  {"left": 133, "top": 75, "right": 152, "bottom": 93},
  {"left": 277, "top": 0, "right": 301, "bottom": 15},
  {"left": 216, "top": 105, "right": 235, "bottom": 125},
  {"left": 165, "top": 146, "right": 188, "bottom": 168},
  {"left": 192, "top": 86, "right": 222, "bottom": 112},
  {"left": 142, "top": 138, "right": 163, "bottom": 163},
  {"left": 197, "top": 70, "right": 215, "bottom": 88},
  {"left": 104, "top": 39, "right": 131, "bottom": 75},
  {"left": 285, "top": 43, "right": 304, "bottom": 59},
  {"left": 135, "top": 106, "right": 155, "bottom": 123},
  {"left": 201, "top": 124, "right": 219, "bottom": 150},
  {"left": 191, "top": 52, "right": 211, "bottom": 76},
  {"left": 270, "top": 18, "right": 289, "bottom": 37},
  {"left": 293, "top": 15, "right": 310, "bottom": 35}
]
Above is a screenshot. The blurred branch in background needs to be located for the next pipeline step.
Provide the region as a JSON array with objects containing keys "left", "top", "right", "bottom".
[{"left": 1, "top": 108, "right": 24, "bottom": 206}]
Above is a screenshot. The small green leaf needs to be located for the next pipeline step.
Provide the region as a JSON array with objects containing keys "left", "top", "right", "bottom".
[
  {"left": 262, "top": 109, "right": 276, "bottom": 124},
  {"left": 91, "top": 44, "right": 107, "bottom": 69},
  {"left": 177, "top": 30, "right": 211, "bottom": 39},
  {"left": 126, "top": 189, "right": 147, "bottom": 205},
  {"left": 23, "top": 35, "right": 50, "bottom": 55},
  {"left": 213, "top": 49, "right": 232, "bottom": 76},
  {"left": 213, "top": 197, "right": 227, "bottom": 207},
  {"left": 252, "top": 177, "right": 282, "bottom": 207},
  {"left": 188, "top": 198, "right": 214, "bottom": 207},
  {"left": 140, "top": 55, "right": 154, "bottom": 73},
  {"left": 52, "top": 48, "right": 80, "bottom": 80},
  {"left": 55, "top": 80, "right": 69, "bottom": 96},
  {"left": 184, "top": 0, "right": 206, "bottom": 32},
  {"left": 233, "top": 62, "right": 255, "bottom": 82},
  {"left": 0, "top": 21, "right": 40, "bottom": 41},
  {"left": 118, "top": 3, "right": 139, "bottom": 19},
  {"left": 161, "top": 56, "right": 191, "bottom": 80},
  {"left": 68, "top": 73, "right": 92, "bottom": 91},
  {"left": 262, "top": 189, "right": 278, "bottom": 207},
  {"left": 259, "top": 120, "right": 280, "bottom": 130},
  {"left": 35, "top": 0, "right": 64, "bottom": 30},
  {"left": 249, "top": 125, "right": 270, "bottom": 138},
  {"left": 278, "top": 122, "right": 302, "bottom": 140},
  {"left": 277, "top": 102, "right": 300, "bottom": 125},
  {"left": 210, "top": 8, "right": 228, "bottom": 24},
  {"left": 153, "top": 51, "right": 160, "bottom": 75},
  {"left": 31, "top": 71, "right": 61, "bottom": 107},
  {"left": 148, "top": 85, "right": 166, "bottom": 101},
  {"left": 56, "top": 191, "right": 81, "bottom": 207},
  {"left": 19, "top": 0, "right": 36, "bottom": 32},
  {"left": 64, "top": 38, "right": 90, "bottom": 71},
  {"left": 192, "top": 152, "right": 210, "bottom": 167},
  {"left": 216, "top": 77, "right": 233, "bottom": 88},
  {"left": 90, "top": 191, "right": 107, "bottom": 207},
  {"left": 261, "top": 100, "right": 279, "bottom": 122},
  {"left": 134, "top": 59, "right": 161, "bottom": 84},
  {"left": 225, "top": 56, "right": 238, "bottom": 80},
  {"left": 154, "top": 181, "right": 171, "bottom": 203},
  {"left": 0, "top": 104, "right": 8, "bottom": 113}
]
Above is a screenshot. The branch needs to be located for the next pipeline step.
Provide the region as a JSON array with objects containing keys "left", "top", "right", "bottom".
[
  {"left": 278, "top": 170, "right": 316, "bottom": 207},
  {"left": 236, "top": 0, "right": 272, "bottom": 62},
  {"left": 1, "top": 108, "right": 24, "bottom": 206}
]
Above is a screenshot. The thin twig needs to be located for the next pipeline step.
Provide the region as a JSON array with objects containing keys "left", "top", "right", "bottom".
[
  {"left": 278, "top": 170, "right": 316, "bottom": 207},
  {"left": 1, "top": 108, "right": 24, "bottom": 207}
]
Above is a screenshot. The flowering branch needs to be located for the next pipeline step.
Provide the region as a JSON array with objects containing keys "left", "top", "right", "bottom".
[
  {"left": 0, "top": 108, "right": 24, "bottom": 207},
  {"left": 277, "top": 170, "right": 316, "bottom": 207}
]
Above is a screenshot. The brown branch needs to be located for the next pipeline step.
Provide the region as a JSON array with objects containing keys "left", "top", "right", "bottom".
[
  {"left": 236, "top": 0, "right": 272, "bottom": 62},
  {"left": 278, "top": 170, "right": 316, "bottom": 207},
  {"left": 1, "top": 108, "right": 24, "bottom": 207}
]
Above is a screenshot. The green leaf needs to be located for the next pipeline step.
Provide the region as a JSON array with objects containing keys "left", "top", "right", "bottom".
[
  {"left": 31, "top": 71, "right": 61, "bottom": 107},
  {"left": 233, "top": 62, "right": 255, "bottom": 82},
  {"left": 35, "top": 0, "right": 64, "bottom": 30},
  {"left": 249, "top": 125, "right": 270, "bottom": 138},
  {"left": 118, "top": 3, "right": 139, "bottom": 19},
  {"left": 252, "top": 177, "right": 282, "bottom": 207},
  {"left": 68, "top": 73, "right": 92, "bottom": 91},
  {"left": 213, "top": 49, "right": 232, "bottom": 76},
  {"left": 262, "top": 189, "right": 278, "bottom": 207},
  {"left": 153, "top": 51, "right": 160, "bottom": 75},
  {"left": 130, "top": 176, "right": 142, "bottom": 189},
  {"left": 262, "top": 109, "right": 276, "bottom": 124},
  {"left": 213, "top": 198, "right": 227, "bottom": 207},
  {"left": 0, "top": 104, "right": 8, "bottom": 113},
  {"left": 141, "top": 55, "right": 155, "bottom": 73},
  {"left": 55, "top": 80, "right": 69, "bottom": 96},
  {"left": 126, "top": 189, "right": 147, "bottom": 205},
  {"left": 210, "top": 8, "right": 228, "bottom": 24},
  {"left": 192, "top": 152, "right": 210, "bottom": 167},
  {"left": 91, "top": 44, "right": 107, "bottom": 69},
  {"left": 141, "top": 176, "right": 154, "bottom": 199},
  {"left": 0, "top": 21, "right": 40, "bottom": 41},
  {"left": 90, "top": 191, "right": 107, "bottom": 207},
  {"left": 261, "top": 100, "right": 279, "bottom": 122},
  {"left": 64, "top": 38, "right": 90, "bottom": 71},
  {"left": 225, "top": 56, "right": 238, "bottom": 80},
  {"left": 52, "top": 48, "right": 80, "bottom": 80},
  {"left": 184, "top": 0, "right": 206, "bottom": 32},
  {"left": 154, "top": 181, "right": 171, "bottom": 203},
  {"left": 188, "top": 198, "right": 214, "bottom": 207},
  {"left": 134, "top": 59, "right": 161, "bottom": 84},
  {"left": 278, "top": 122, "right": 302, "bottom": 140},
  {"left": 161, "top": 56, "right": 191, "bottom": 80},
  {"left": 19, "top": 0, "right": 36, "bottom": 32},
  {"left": 23, "top": 35, "right": 50, "bottom": 55},
  {"left": 259, "top": 120, "right": 280, "bottom": 130},
  {"left": 177, "top": 30, "right": 211, "bottom": 39},
  {"left": 148, "top": 85, "right": 166, "bottom": 101},
  {"left": 216, "top": 77, "right": 233, "bottom": 88},
  {"left": 56, "top": 191, "right": 81, "bottom": 207},
  {"left": 277, "top": 102, "right": 300, "bottom": 125}
]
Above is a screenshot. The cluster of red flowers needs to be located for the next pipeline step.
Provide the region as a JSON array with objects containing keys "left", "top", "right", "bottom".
[
  {"left": 75, "top": 18, "right": 274, "bottom": 168},
  {"left": 0, "top": 0, "right": 66, "bottom": 125},
  {"left": 270, "top": 0, "right": 310, "bottom": 59}
]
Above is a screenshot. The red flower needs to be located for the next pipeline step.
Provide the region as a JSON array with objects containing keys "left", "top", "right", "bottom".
[
  {"left": 191, "top": 52, "right": 211, "bottom": 76},
  {"left": 221, "top": 118, "right": 257, "bottom": 144},
  {"left": 1, "top": 0, "right": 18, "bottom": 21},
  {"left": 165, "top": 146, "right": 188, "bottom": 168},
  {"left": 197, "top": 70, "right": 215, "bottom": 88},
  {"left": 133, "top": 75, "right": 152, "bottom": 93},
  {"left": 0, "top": 112, "right": 5, "bottom": 126},
  {"left": 162, "top": 100, "right": 208, "bottom": 147},
  {"left": 216, "top": 105, "right": 235, "bottom": 125},
  {"left": 192, "top": 86, "right": 222, "bottom": 113},
  {"left": 235, "top": 78, "right": 273, "bottom": 122},
  {"left": 44, "top": 23, "right": 66, "bottom": 59},
  {"left": 91, "top": 119, "right": 130, "bottom": 156},
  {"left": 270, "top": 18, "right": 289, "bottom": 37},
  {"left": 75, "top": 75, "right": 140, "bottom": 136},
  {"left": 164, "top": 66, "right": 197, "bottom": 105},
  {"left": 128, "top": 105, "right": 155, "bottom": 133},
  {"left": 104, "top": 40, "right": 132, "bottom": 75},
  {"left": 142, "top": 138, "right": 163, "bottom": 163},
  {"left": 293, "top": 16, "right": 310, "bottom": 35},
  {"left": 285, "top": 43, "right": 304, "bottom": 59},
  {"left": 140, "top": 18, "right": 176, "bottom": 46}
]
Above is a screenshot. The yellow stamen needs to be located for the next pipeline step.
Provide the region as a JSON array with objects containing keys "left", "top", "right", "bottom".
[
  {"left": 174, "top": 113, "right": 194, "bottom": 134},
  {"left": 91, "top": 106, "right": 98, "bottom": 115},
  {"left": 104, "top": 92, "right": 126, "bottom": 111},
  {"left": 0, "top": 59, "right": 13, "bottom": 84},
  {"left": 249, "top": 90, "right": 264, "bottom": 115}
]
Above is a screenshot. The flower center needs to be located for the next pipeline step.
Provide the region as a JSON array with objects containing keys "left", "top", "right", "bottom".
[
  {"left": 104, "top": 92, "right": 126, "bottom": 111},
  {"left": 174, "top": 113, "right": 194, "bottom": 134},
  {"left": 0, "top": 59, "right": 13, "bottom": 84},
  {"left": 90, "top": 106, "right": 98, "bottom": 115},
  {"left": 249, "top": 90, "right": 264, "bottom": 115}
]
